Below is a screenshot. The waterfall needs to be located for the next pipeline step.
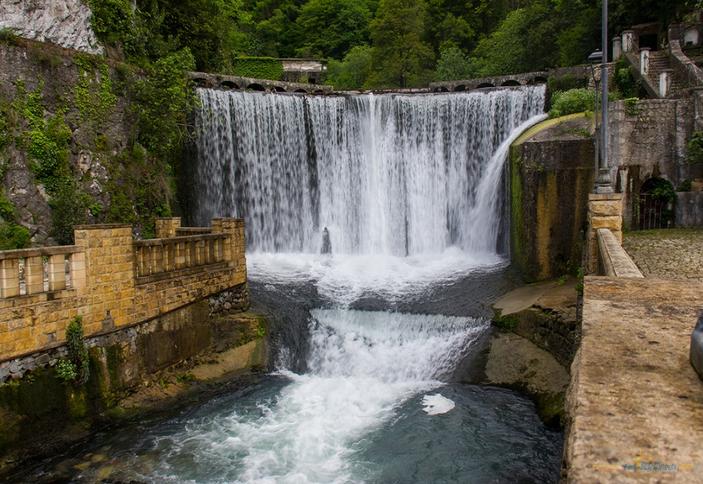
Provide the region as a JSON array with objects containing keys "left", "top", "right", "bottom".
[{"left": 193, "top": 87, "right": 546, "bottom": 256}]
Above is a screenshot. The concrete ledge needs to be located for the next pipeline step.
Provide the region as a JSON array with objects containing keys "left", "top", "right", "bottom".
[
  {"left": 596, "top": 228, "right": 643, "bottom": 278},
  {"left": 564, "top": 277, "right": 703, "bottom": 482}
]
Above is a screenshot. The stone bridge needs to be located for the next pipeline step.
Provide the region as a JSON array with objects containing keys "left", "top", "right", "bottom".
[
  {"left": 429, "top": 66, "right": 590, "bottom": 92},
  {"left": 189, "top": 71, "right": 334, "bottom": 94}
]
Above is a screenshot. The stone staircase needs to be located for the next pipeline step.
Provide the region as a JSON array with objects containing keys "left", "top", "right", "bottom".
[{"left": 647, "top": 50, "right": 686, "bottom": 96}]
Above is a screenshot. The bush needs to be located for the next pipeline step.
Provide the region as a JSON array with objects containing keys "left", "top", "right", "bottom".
[
  {"left": 547, "top": 74, "right": 586, "bottom": 94},
  {"left": 58, "top": 316, "right": 90, "bottom": 385},
  {"left": 549, "top": 88, "right": 619, "bottom": 118},
  {"left": 0, "top": 223, "right": 30, "bottom": 250},
  {"left": 549, "top": 88, "right": 595, "bottom": 118},
  {"left": 687, "top": 131, "right": 703, "bottom": 164},
  {"left": 232, "top": 57, "right": 284, "bottom": 80}
]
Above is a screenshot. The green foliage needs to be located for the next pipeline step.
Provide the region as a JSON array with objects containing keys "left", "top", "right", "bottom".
[
  {"left": 575, "top": 266, "right": 584, "bottom": 296},
  {"left": 367, "top": 0, "right": 435, "bottom": 88},
  {"left": 73, "top": 54, "right": 117, "bottom": 124},
  {"left": 232, "top": 57, "right": 284, "bottom": 80},
  {"left": 55, "top": 359, "right": 79, "bottom": 383},
  {"left": 0, "top": 223, "right": 30, "bottom": 250},
  {"left": 686, "top": 131, "right": 703, "bottom": 164},
  {"left": 547, "top": 75, "right": 586, "bottom": 94},
  {"left": 549, "top": 89, "right": 595, "bottom": 118},
  {"left": 493, "top": 312, "right": 519, "bottom": 332},
  {"left": 434, "top": 43, "right": 474, "bottom": 81},
  {"left": 0, "top": 28, "right": 19, "bottom": 45},
  {"left": 63, "top": 316, "right": 90, "bottom": 386},
  {"left": 326, "top": 45, "right": 373, "bottom": 89},
  {"left": 624, "top": 97, "right": 640, "bottom": 116},
  {"left": 549, "top": 88, "right": 620, "bottom": 119},
  {"left": 613, "top": 58, "right": 642, "bottom": 99},
  {"left": 647, "top": 178, "right": 676, "bottom": 202},
  {"left": 294, "top": 0, "right": 371, "bottom": 59},
  {"left": 677, "top": 179, "right": 692, "bottom": 192},
  {"left": 50, "top": 181, "right": 90, "bottom": 245}
]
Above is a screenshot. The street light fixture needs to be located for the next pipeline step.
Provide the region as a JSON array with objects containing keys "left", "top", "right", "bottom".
[{"left": 594, "top": 0, "right": 613, "bottom": 193}]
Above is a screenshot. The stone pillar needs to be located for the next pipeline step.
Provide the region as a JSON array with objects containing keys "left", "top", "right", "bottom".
[
  {"left": 0, "top": 259, "right": 20, "bottom": 298},
  {"left": 640, "top": 48, "right": 651, "bottom": 76},
  {"left": 155, "top": 217, "right": 181, "bottom": 239},
  {"left": 25, "top": 256, "right": 44, "bottom": 295},
  {"left": 212, "top": 218, "right": 247, "bottom": 285},
  {"left": 659, "top": 69, "right": 673, "bottom": 98},
  {"left": 586, "top": 193, "right": 624, "bottom": 274},
  {"left": 48, "top": 254, "right": 66, "bottom": 291},
  {"left": 622, "top": 30, "right": 635, "bottom": 53},
  {"left": 73, "top": 224, "right": 136, "bottom": 335},
  {"left": 612, "top": 36, "right": 622, "bottom": 61}
]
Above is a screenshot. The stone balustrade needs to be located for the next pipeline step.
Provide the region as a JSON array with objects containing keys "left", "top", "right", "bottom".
[
  {"left": 0, "top": 217, "right": 246, "bottom": 362},
  {"left": 0, "top": 245, "right": 84, "bottom": 298},
  {"left": 134, "top": 233, "right": 228, "bottom": 282}
]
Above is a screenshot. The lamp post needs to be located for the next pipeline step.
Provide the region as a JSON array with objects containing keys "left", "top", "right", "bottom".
[
  {"left": 594, "top": 0, "right": 613, "bottom": 193},
  {"left": 588, "top": 49, "right": 602, "bottom": 185}
]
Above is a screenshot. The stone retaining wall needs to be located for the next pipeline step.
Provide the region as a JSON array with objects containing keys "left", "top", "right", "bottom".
[{"left": 0, "top": 218, "right": 247, "bottom": 368}]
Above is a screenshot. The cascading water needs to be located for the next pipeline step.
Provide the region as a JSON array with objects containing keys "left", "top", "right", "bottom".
[
  {"left": 193, "top": 87, "right": 546, "bottom": 256},
  {"left": 23, "top": 88, "right": 563, "bottom": 483}
]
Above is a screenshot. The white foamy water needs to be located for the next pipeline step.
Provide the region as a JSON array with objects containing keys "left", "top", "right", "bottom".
[
  {"left": 144, "top": 310, "right": 488, "bottom": 483},
  {"left": 422, "top": 393, "right": 456, "bottom": 415},
  {"left": 168, "top": 87, "right": 550, "bottom": 483},
  {"left": 194, "top": 87, "right": 546, "bottom": 258}
]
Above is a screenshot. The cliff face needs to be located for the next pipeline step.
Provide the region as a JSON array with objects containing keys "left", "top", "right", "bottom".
[
  {"left": 0, "top": 0, "right": 103, "bottom": 54},
  {"left": 0, "top": 38, "right": 171, "bottom": 246}
]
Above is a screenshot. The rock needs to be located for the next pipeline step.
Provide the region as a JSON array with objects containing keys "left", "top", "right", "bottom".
[
  {"left": 484, "top": 332, "right": 570, "bottom": 426},
  {"left": 0, "top": 0, "right": 103, "bottom": 54},
  {"left": 691, "top": 315, "right": 703, "bottom": 380}
]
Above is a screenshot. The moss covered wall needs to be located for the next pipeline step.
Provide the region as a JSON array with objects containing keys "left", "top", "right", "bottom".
[
  {"left": 0, "top": 38, "right": 177, "bottom": 246},
  {"left": 0, "top": 291, "right": 267, "bottom": 473},
  {"left": 510, "top": 119, "right": 595, "bottom": 281}
]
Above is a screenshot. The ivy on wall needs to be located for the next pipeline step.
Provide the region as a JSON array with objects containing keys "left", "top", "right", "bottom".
[{"left": 232, "top": 57, "right": 284, "bottom": 80}]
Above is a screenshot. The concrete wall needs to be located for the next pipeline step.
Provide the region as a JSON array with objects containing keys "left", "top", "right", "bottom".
[
  {"left": 677, "top": 191, "right": 703, "bottom": 226},
  {"left": 608, "top": 98, "right": 698, "bottom": 229},
  {"left": 510, "top": 118, "right": 595, "bottom": 281},
  {"left": 0, "top": 218, "right": 246, "bottom": 365}
]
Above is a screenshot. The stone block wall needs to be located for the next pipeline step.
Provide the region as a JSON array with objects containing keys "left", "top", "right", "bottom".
[
  {"left": 510, "top": 124, "right": 595, "bottom": 281},
  {"left": 0, "top": 218, "right": 247, "bottom": 365},
  {"left": 585, "top": 193, "right": 624, "bottom": 274}
]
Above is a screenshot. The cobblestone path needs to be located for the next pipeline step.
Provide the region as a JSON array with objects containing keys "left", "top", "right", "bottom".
[{"left": 623, "top": 229, "right": 703, "bottom": 280}]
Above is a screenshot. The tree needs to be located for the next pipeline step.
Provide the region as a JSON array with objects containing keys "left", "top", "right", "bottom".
[
  {"left": 295, "top": 0, "right": 371, "bottom": 59},
  {"left": 327, "top": 45, "right": 374, "bottom": 89},
  {"left": 434, "top": 43, "right": 474, "bottom": 81},
  {"left": 367, "top": 0, "right": 435, "bottom": 88}
]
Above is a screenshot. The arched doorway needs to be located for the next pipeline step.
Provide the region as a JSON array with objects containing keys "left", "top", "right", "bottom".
[{"left": 637, "top": 177, "right": 675, "bottom": 229}]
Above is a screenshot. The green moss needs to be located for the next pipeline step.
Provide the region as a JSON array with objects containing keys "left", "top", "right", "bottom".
[
  {"left": 535, "top": 391, "right": 565, "bottom": 428},
  {"left": 493, "top": 312, "right": 519, "bottom": 332},
  {"left": 510, "top": 146, "right": 528, "bottom": 278},
  {"left": 73, "top": 54, "right": 117, "bottom": 125}
]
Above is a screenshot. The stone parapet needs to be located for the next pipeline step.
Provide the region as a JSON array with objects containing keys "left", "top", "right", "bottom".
[{"left": 0, "top": 218, "right": 247, "bottom": 365}]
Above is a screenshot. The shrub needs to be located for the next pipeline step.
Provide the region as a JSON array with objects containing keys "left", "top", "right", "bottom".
[
  {"left": 549, "top": 88, "right": 619, "bottom": 118},
  {"left": 57, "top": 316, "right": 90, "bottom": 385},
  {"left": 0, "top": 223, "right": 30, "bottom": 250},
  {"left": 232, "top": 57, "right": 284, "bottom": 80},
  {"left": 687, "top": 131, "right": 703, "bottom": 164},
  {"left": 547, "top": 74, "right": 586, "bottom": 94}
]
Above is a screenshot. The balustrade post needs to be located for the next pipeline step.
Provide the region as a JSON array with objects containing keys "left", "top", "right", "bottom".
[
  {"left": 25, "top": 256, "right": 44, "bottom": 295},
  {"left": 0, "top": 258, "right": 20, "bottom": 298},
  {"left": 48, "top": 254, "right": 66, "bottom": 291},
  {"left": 70, "top": 252, "right": 86, "bottom": 291}
]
